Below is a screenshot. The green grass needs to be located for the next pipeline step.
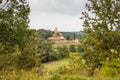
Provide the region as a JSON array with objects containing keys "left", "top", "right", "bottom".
[
  {"left": 1, "top": 57, "right": 119, "bottom": 80},
  {"left": 53, "top": 42, "right": 78, "bottom": 47},
  {"left": 43, "top": 59, "right": 69, "bottom": 72},
  {"left": 1, "top": 52, "right": 119, "bottom": 80}
]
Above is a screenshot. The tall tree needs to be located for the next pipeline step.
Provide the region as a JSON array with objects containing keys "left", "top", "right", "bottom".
[
  {"left": 81, "top": 0, "right": 120, "bottom": 75},
  {"left": 0, "top": 0, "right": 30, "bottom": 54}
]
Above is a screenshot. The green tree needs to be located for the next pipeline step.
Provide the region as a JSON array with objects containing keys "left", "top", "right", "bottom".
[
  {"left": 0, "top": 0, "right": 30, "bottom": 54},
  {"left": 81, "top": 0, "right": 120, "bottom": 75},
  {"left": 37, "top": 29, "right": 52, "bottom": 39},
  {"left": 37, "top": 39, "right": 54, "bottom": 62},
  {"left": 0, "top": 0, "right": 40, "bottom": 70},
  {"left": 16, "top": 29, "right": 40, "bottom": 69}
]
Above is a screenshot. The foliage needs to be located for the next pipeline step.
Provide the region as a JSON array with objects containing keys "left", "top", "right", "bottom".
[
  {"left": 50, "top": 74, "right": 83, "bottom": 80},
  {"left": 56, "top": 46, "right": 69, "bottom": 58},
  {"left": 69, "top": 44, "right": 76, "bottom": 52},
  {"left": 57, "top": 53, "right": 85, "bottom": 74},
  {"left": 0, "top": 0, "right": 30, "bottom": 54},
  {"left": 81, "top": 0, "right": 120, "bottom": 75},
  {"left": 0, "top": 54, "right": 16, "bottom": 70},
  {"left": 37, "top": 39, "right": 69, "bottom": 63},
  {"left": 36, "top": 29, "right": 81, "bottom": 40},
  {"left": 16, "top": 51, "right": 39, "bottom": 70},
  {"left": 16, "top": 29, "right": 40, "bottom": 70},
  {"left": 0, "top": 0, "right": 40, "bottom": 70},
  {"left": 77, "top": 44, "right": 84, "bottom": 52},
  {"left": 0, "top": 29, "right": 40, "bottom": 70},
  {"left": 62, "top": 32, "right": 81, "bottom": 40},
  {"left": 37, "top": 29, "right": 52, "bottom": 39},
  {"left": 0, "top": 70, "right": 44, "bottom": 80},
  {"left": 0, "top": 0, "right": 38, "bottom": 69},
  {"left": 37, "top": 39, "right": 55, "bottom": 63},
  {"left": 99, "top": 59, "right": 120, "bottom": 77}
]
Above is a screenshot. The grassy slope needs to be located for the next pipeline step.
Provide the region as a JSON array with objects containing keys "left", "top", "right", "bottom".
[
  {"left": 43, "top": 59, "right": 69, "bottom": 72},
  {"left": 1, "top": 58, "right": 119, "bottom": 80},
  {"left": 43, "top": 57, "right": 120, "bottom": 80}
]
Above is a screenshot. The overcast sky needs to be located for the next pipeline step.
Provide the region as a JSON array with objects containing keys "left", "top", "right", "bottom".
[{"left": 28, "top": 0, "right": 88, "bottom": 31}]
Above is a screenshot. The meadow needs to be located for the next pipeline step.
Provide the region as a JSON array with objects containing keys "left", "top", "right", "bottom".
[{"left": 0, "top": 52, "right": 120, "bottom": 80}]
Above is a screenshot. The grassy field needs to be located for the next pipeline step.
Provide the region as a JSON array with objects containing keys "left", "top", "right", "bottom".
[
  {"left": 43, "top": 58, "right": 69, "bottom": 72},
  {"left": 1, "top": 57, "right": 120, "bottom": 80},
  {"left": 53, "top": 42, "right": 78, "bottom": 47},
  {"left": 43, "top": 58, "right": 120, "bottom": 80}
]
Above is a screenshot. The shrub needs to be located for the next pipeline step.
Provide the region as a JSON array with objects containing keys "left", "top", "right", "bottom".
[
  {"left": 38, "top": 40, "right": 69, "bottom": 63},
  {"left": 16, "top": 52, "right": 40, "bottom": 70},
  {"left": 57, "top": 53, "right": 86, "bottom": 75},
  {"left": 69, "top": 44, "right": 76, "bottom": 52},
  {"left": 77, "top": 44, "right": 84, "bottom": 52},
  {"left": 99, "top": 59, "right": 120, "bottom": 77},
  {"left": 0, "top": 44, "right": 40, "bottom": 70},
  {"left": 38, "top": 40, "right": 55, "bottom": 62},
  {"left": 56, "top": 46, "right": 69, "bottom": 58},
  {"left": 15, "top": 44, "right": 40, "bottom": 70},
  {"left": 0, "top": 54, "right": 17, "bottom": 70}
]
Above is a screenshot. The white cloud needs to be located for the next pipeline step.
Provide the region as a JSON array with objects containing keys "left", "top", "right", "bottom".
[{"left": 27, "top": 0, "right": 88, "bottom": 31}]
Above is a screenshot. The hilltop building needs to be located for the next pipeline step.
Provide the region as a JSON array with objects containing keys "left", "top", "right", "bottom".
[
  {"left": 48, "top": 27, "right": 79, "bottom": 44},
  {"left": 48, "top": 27, "right": 66, "bottom": 42}
]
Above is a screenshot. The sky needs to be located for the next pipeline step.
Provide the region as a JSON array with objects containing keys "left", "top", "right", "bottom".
[
  {"left": 1, "top": 0, "right": 88, "bottom": 32},
  {"left": 27, "top": 0, "right": 89, "bottom": 31}
]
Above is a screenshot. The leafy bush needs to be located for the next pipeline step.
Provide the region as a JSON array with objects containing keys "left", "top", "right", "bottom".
[
  {"left": 56, "top": 46, "right": 69, "bottom": 58},
  {"left": 57, "top": 53, "right": 85, "bottom": 75},
  {"left": 37, "top": 40, "right": 55, "bottom": 62},
  {"left": 77, "top": 44, "right": 84, "bottom": 52},
  {"left": 69, "top": 44, "right": 76, "bottom": 52},
  {"left": 0, "top": 44, "right": 40, "bottom": 70},
  {"left": 16, "top": 52, "right": 40, "bottom": 70},
  {"left": 0, "top": 54, "right": 16, "bottom": 70},
  {"left": 99, "top": 59, "right": 120, "bottom": 77},
  {"left": 81, "top": 0, "right": 120, "bottom": 76},
  {"left": 38, "top": 40, "right": 69, "bottom": 63}
]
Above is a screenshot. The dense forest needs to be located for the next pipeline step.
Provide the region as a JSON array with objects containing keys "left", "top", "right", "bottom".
[{"left": 0, "top": 0, "right": 120, "bottom": 80}]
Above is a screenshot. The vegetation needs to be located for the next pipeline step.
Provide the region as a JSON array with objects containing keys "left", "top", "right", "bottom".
[
  {"left": 36, "top": 29, "right": 81, "bottom": 40},
  {"left": 80, "top": 0, "right": 120, "bottom": 76},
  {"left": 0, "top": 0, "right": 40, "bottom": 70},
  {"left": 37, "top": 39, "right": 69, "bottom": 63},
  {"left": 0, "top": 0, "right": 120, "bottom": 79},
  {"left": 62, "top": 32, "right": 81, "bottom": 40},
  {"left": 37, "top": 29, "right": 52, "bottom": 39},
  {"left": 56, "top": 46, "right": 69, "bottom": 58},
  {"left": 69, "top": 44, "right": 76, "bottom": 52}
]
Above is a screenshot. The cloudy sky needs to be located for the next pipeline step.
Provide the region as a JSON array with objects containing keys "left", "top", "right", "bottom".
[{"left": 28, "top": 0, "right": 88, "bottom": 31}]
